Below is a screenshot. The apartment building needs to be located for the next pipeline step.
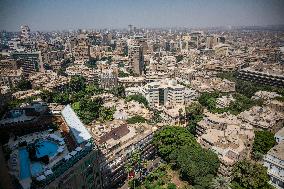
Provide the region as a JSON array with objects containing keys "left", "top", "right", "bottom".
[
  {"left": 70, "top": 34, "right": 91, "bottom": 63},
  {"left": 142, "top": 79, "right": 185, "bottom": 109},
  {"left": 0, "top": 59, "right": 19, "bottom": 70},
  {"left": 237, "top": 63, "right": 284, "bottom": 87},
  {"left": 87, "top": 120, "right": 158, "bottom": 188},
  {"left": 99, "top": 69, "right": 118, "bottom": 90},
  {"left": 0, "top": 69, "right": 23, "bottom": 88},
  {"left": 264, "top": 128, "right": 284, "bottom": 189},
  {"left": 118, "top": 76, "right": 145, "bottom": 87},
  {"left": 12, "top": 51, "right": 44, "bottom": 75},
  {"left": 128, "top": 45, "right": 144, "bottom": 75},
  {"left": 238, "top": 106, "right": 284, "bottom": 133},
  {"left": 197, "top": 111, "right": 254, "bottom": 177}
]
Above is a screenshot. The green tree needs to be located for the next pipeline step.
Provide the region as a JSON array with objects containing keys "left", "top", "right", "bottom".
[
  {"left": 127, "top": 115, "right": 146, "bottom": 124},
  {"left": 69, "top": 75, "right": 86, "bottom": 92},
  {"left": 118, "top": 70, "right": 130, "bottom": 77},
  {"left": 53, "top": 92, "right": 70, "bottom": 104},
  {"left": 231, "top": 160, "right": 273, "bottom": 189},
  {"left": 167, "top": 183, "right": 177, "bottom": 189},
  {"left": 111, "top": 85, "right": 125, "bottom": 98},
  {"left": 253, "top": 131, "right": 276, "bottom": 157},
  {"left": 85, "top": 58, "right": 97, "bottom": 68},
  {"left": 198, "top": 92, "right": 219, "bottom": 111},
  {"left": 99, "top": 107, "right": 114, "bottom": 122},
  {"left": 126, "top": 94, "right": 149, "bottom": 108},
  {"left": 40, "top": 90, "right": 54, "bottom": 103},
  {"left": 185, "top": 102, "right": 203, "bottom": 135},
  {"left": 211, "top": 176, "right": 230, "bottom": 189},
  {"left": 153, "top": 126, "right": 219, "bottom": 187},
  {"left": 14, "top": 79, "right": 32, "bottom": 91},
  {"left": 175, "top": 55, "right": 184, "bottom": 62}
]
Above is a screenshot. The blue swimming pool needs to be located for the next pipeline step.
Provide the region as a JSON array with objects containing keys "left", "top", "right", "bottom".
[
  {"left": 19, "top": 148, "right": 31, "bottom": 179},
  {"left": 35, "top": 140, "right": 59, "bottom": 158},
  {"left": 31, "top": 162, "right": 44, "bottom": 176}
]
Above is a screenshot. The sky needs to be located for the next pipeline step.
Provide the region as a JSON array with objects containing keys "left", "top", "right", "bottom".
[{"left": 0, "top": 0, "right": 284, "bottom": 31}]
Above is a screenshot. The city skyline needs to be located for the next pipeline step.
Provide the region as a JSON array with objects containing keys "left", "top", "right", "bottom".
[{"left": 1, "top": 0, "right": 284, "bottom": 31}]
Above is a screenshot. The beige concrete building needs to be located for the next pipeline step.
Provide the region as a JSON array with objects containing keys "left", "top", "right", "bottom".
[
  {"left": 197, "top": 111, "right": 254, "bottom": 177},
  {"left": 128, "top": 45, "right": 144, "bottom": 75},
  {"left": 28, "top": 71, "right": 70, "bottom": 91},
  {"left": 238, "top": 106, "right": 284, "bottom": 132}
]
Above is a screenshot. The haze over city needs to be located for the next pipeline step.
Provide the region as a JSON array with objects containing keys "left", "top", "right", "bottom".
[
  {"left": 1, "top": 0, "right": 284, "bottom": 31},
  {"left": 1, "top": 1, "right": 284, "bottom": 189}
]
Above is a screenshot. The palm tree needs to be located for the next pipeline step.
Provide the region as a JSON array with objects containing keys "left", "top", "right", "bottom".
[{"left": 211, "top": 176, "right": 231, "bottom": 189}]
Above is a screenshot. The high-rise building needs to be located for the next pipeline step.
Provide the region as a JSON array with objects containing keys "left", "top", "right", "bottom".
[
  {"left": 69, "top": 34, "right": 91, "bottom": 64},
  {"left": 206, "top": 35, "right": 214, "bottom": 49},
  {"left": 128, "top": 24, "right": 133, "bottom": 34},
  {"left": 12, "top": 51, "right": 44, "bottom": 75},
  {"left": 20, "top": 25, "right": 30, "bottom": 42},
  {"left": 128, "top": 45, "right": 144, "bottom": 75}
]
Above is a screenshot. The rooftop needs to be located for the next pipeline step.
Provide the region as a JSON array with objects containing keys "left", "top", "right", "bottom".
[
  {"left": 267, "top": 141, "right": 284, "bottom": 161},
  {"left": 61, "top": 105, "right": 92, "bottom": 144}
]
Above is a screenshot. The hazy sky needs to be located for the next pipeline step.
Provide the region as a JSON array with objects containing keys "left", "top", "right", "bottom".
[{"left": 0, "top": 0, "right": 284, "bottom": 31}]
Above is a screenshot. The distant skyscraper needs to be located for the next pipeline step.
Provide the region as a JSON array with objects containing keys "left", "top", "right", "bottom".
[
  {"left": 206, "top": 35, "right": 214, "bottom": 49},
  {"left": 128, "top": 24, "right": 133, "bottom": 34},
  {"left": 128, "top": 45, "right": 144, "bottom": 75},
  {"left": 20, "top": 25, "right": 30, "bottom": 42}
]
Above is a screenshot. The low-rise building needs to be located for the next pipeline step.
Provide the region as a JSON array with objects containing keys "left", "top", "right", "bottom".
[
  {"left": 66, "top": 64, "right": 98, "bottom": 82},
  {"left": 12, "top": 89, "right": 42, "bottom": 100},
  {"left": 238, "top": 106, "right": 284, "bottom": 132},
  {"left": 216, "top": 95, "right": 235, "bottom": 108},
  {"left": 28, "top": 71, "right": 70, "bottom": 91},
  {"left": 191, "top": 77, "right": 235, "bottom": 93},
  {"left": 197, "top": 111, "right": 254, "bottom": 177},
  {"left": 252, "top": 91, "right": 281, "bottom": 101},
  {"left": 103, "top": 99, "right": 151, "bottom": 120},
  {"left": 118, "top": 76, "right": 145, "bottom": 87}
]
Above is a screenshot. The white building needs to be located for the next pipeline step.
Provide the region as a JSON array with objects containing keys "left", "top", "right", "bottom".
[
  {"left": 141, "top": 79, "right": 185, "bottom": 109},
  {"left": 275, "top": 127, "right": 284, "bottom": 144},
  {"left": 264, "top": 140, "right": 284, "bottom": 189}
]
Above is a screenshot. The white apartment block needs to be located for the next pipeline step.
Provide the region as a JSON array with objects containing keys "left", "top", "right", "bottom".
[
  {"left": 142, "top": 79, "right": 185, "bottom": 108},
  {"left": 264, "top": 142, "right": 284, "bottom": 189},
  {"left": 263, "top": 127, "right": 284, "bottom": 189}
]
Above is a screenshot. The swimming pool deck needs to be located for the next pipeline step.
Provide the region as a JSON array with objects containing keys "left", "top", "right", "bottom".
[{"left": 8, "top": 130, "right": 69, "bottom": 189}]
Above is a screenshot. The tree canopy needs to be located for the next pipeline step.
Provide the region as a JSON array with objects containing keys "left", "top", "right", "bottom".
[
  {"left": 253, "top": 131, "right": 275, "bottom": 157},
  {"left": 231, "top": 160, "right": 273, "bottom": 189},
  {"left": 153, "top": 126, "right": 220, "bottom": 188},
  {"left": 126, "top": 94, "right": 149, "bottom": 108},
  {"left": 127, "top": 115, "right": 146, "bottom": 124},
  {"left": 14, "top": 79, "right": 32, "bottom": 91}
]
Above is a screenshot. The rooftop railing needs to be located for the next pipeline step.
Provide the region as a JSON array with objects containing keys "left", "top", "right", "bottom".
[{"left": 31, "top": 139, "right": 95, "bottom": 189}]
